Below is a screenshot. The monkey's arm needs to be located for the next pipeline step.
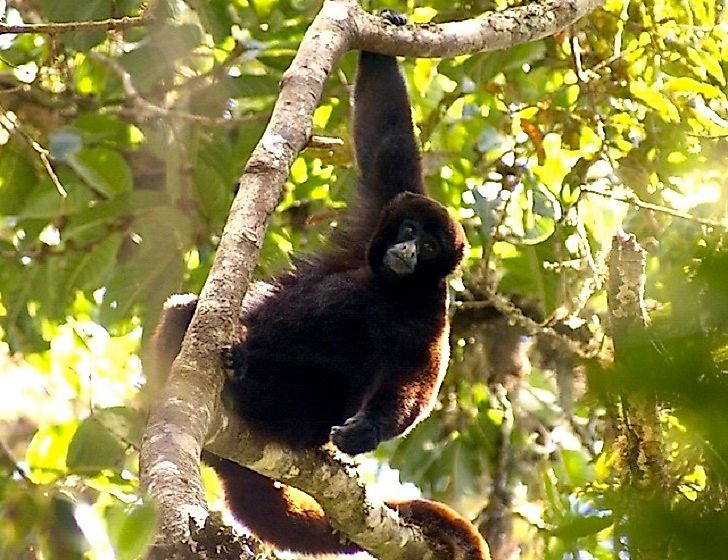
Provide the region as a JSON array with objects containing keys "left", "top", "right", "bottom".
[
  {"left": 353, "top": 11, "right": 424, "bottom": 211},
  {"left": 353, "top": 51, "right": 422, "bottom": 197},
  {"left": 331, "top": 366, "right": 444, "bottom": 455}
]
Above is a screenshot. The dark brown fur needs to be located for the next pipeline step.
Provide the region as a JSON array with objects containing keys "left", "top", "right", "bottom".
[
  {"left": 390, "top": 499, "right": 491, "bottom": 560},
  {"left": 151, "top": 18, "right": 486, "bottom": 556}
]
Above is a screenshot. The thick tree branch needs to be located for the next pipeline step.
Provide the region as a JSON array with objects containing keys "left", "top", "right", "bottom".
[
  {"left": 205, "top": 412, "right": 436, "bottom": 560},
  {"left": 140, "top": 0, "right": 603, "bottom": 557},
  {"left": 140, "top": 0, "right": 355, "bottom": 545},
  {"left": 353, "top": 0, "right": 604, "bottom": 57}
]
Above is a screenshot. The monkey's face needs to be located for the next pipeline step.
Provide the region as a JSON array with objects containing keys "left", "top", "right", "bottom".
[
  {"left": 382, "top": 218, "right": 445, "bottom": 276},
  {"left": 368, "top": 193, "right": 466, "bottom": 284}
]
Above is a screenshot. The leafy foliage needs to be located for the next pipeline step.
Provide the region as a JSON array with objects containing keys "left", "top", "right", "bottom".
[{"left": 1, "top": 0, "right": 727, "bottom": 558}]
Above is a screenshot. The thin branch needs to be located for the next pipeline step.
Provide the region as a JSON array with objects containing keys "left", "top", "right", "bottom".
[
  {"left": 0, "top": 439, "right": 30, "bottom": 481},
  {"left": 88, "top": 52, "right": 268, "bottom": 127},
  {"left": 0, "top": 112, "right": 67, "bottom": 196},
  {"left": 456, "top": 294, "right": 598, "bottom": 359},
  {"left": 308, "top": 135, "right": 344, "bottom": 150},
  {"left": 479, "top": 386, "right": 515, "bottom": 559},
  {"left": 581, "top": 186, "right": 728, "bottom": 229},
  {"left": 0, "top": 0, "right": 160, "bottom": 35}
]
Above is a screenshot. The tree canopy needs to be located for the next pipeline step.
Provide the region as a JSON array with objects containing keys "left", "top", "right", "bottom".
[{"left": 1, "top": 0, "right": 727, "bottom": 559}]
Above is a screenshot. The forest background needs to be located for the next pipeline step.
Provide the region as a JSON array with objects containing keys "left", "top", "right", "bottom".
[{"left": 0, "top": 0, "right": 727, "bottom": 559}]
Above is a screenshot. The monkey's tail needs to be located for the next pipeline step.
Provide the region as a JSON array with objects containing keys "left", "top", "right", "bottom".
[
  {"left": 205, "top": 454, "right": 490, "bottom": 559},
  {"left": 204, "top": 454, "right": 361, "bottom": 556}
]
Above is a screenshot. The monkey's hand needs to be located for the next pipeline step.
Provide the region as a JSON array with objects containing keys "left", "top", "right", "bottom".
[
  {"left": 221, "top": 342, "right": 247, "bottom": 382},
  {"left": 379, "top": 9, "right": 407, "bottom": 27},
  {"left": 331, "top": 413, "right": 380, "bottom": 455}
]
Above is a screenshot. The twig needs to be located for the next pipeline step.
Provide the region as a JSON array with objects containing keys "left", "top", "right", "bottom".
[
  {"left": 307, "top": 135, "right": 344, "bottom": 150},
  {"left": 0, "top": 0, "right": 159, "bottom": 35},
  {"left": 456, "top": 294, "right": 598, "bottom": 359},
  {"left": 0, "top": 439, "right": 30, "bottom": 481},
  {"left": 0, "top": 112, "right": 67, "bottom": 196},
  {"left": 581, "top": 186, "right": 728, "bottom": 229},
  {"left": 479, "top": 386, "right": 515, "bottom": 558},
  {"left": 89, "top": 52, "right": 269, "bottom": 127},
  {"left": 171, "top": 41, "right": 248, "bottom": 97}
]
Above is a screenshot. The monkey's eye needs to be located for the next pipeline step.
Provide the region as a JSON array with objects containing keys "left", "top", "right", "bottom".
[
  {"left": 399, "top": 221, "right": 417, "bottom": 240},
  {"left": 420, "top": 235, "right": 440, "bottom": 258}
]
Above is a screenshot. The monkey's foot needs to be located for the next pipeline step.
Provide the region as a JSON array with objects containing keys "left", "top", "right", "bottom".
[{"left": 331, "top": 414, "right": 380, "bottom": 455}]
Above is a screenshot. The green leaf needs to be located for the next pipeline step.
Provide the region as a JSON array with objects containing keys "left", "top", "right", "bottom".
[
  {"left": 66, "top": 418, "right": 125, "bottom": 473},
  {"left": 25, "top": 422, "right": 78, "bottom": 479},
  {"left": 63, "top": 233, "right": 124, "bottom": 293},
  {"left": 67, "top": 148, "right": 133, "bottom": 196},
  {"left": 100, "top": 210, "right": 188, "bottom": 329},
  {"left": 502, "top": 182, "right": 560, "bottom": 245},
  {"left": 687, "top": 46, "right": 726, "bottom": 85},
  {"left": 196, "top": 0, "right": 234, "bottom": 42},
  {"left": 63, "top": 190, "right": 168, "bottom": 241},
  {"left": 460, "top": 42, "right": 547, "bottom": 85},
  {"left": 106, "top": 502, "right": 157, "bottom": 560},
  {"left": 100, "top": 250, "right": 185, "bottom": 332},
  {"left": 120, "top": 24, "right": 203, "bottom": 92},
  {"left": 559, "top": 449, "right": 595, "bottom": 487},
  {"left": 226, "top": 75, "right": 281, "bottom": 98},
  {"left": 664, "top": 76, "right": 725, "bottom": 99},
  {"left": 473, "top": 188, "right": 505, "bottom": 241},
  {"left": 629, "top": 80, "right": 680, "bottom": 122},
  {"left": 71, "top": 114, "right": 133, "bottom": 148},
  {"left": 0, "top": 264, "right": 48, "bottom": 353},
  {"left": 66, "top": 407, "right": 141, "bottom": 473},
  {"left": 35, "top": 256, "right": 70, "bottom": 321},
  {"left": 40, "top": 0, "right": 110, "bottom": 21},
  {"left": 49, "top": 493, "right": 91, "bottom": 557},
  {"left": 0, "top": 149, "right": 38, "bottom": 215},
  {"left": 151, "top": 24, "right": 203, "bottom": 60},
  {"left": 19, "top": 174, "right": 94, "bottom": 219},
  {"left": 194, "top": 160, "right": 233, "bottom": 226},
  {"left": 549, "top": 514, "right": 613, "bottom": 540},
  {"left": 0, "top": 34, "right": 46, "bottom": 66}
]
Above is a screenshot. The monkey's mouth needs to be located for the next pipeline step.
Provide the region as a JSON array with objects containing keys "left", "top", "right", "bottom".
[{"left": 383, "top": 240, "right": 417, "bottom": 276}]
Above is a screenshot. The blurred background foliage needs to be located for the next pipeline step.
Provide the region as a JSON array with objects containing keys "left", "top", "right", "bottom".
[{"left": 0, "top": 0, "right": 727, "bottom": 558}]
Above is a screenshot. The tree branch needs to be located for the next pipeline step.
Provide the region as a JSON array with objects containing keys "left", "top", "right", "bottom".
[
  {"left": 87, "top": 52, "right": 267, "bottom": 127},
  {"left": 607, "top": 232, "right": 668, "bottom": 559},
  {"left": 205, "top": 412, "right": 437, "bottom": 560},
  {"left": 353, "top": 0, "right": 604, "bottom": 57},
  {"left": 140, "top": 0, "right": 604, "bottom": 557},
  {"left": 0, "top": 0, "right": 159, "bottom": 34},
  {"left": 582, "top": 185, "right": 728, "bottom": 230}
]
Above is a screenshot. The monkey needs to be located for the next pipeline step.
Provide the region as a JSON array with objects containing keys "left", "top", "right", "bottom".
[{"left": 151, "top": 10, "right": 488, "bottom": 559}]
